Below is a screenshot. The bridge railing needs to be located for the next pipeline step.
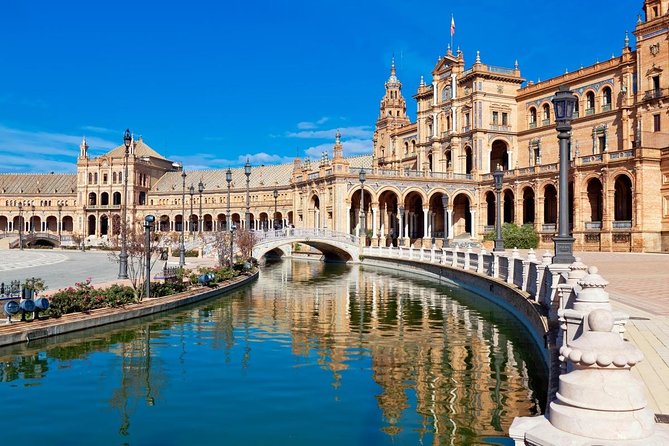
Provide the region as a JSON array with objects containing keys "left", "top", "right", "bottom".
[{"left": 254, "top": 228, "right": 360, "bottom": 245}]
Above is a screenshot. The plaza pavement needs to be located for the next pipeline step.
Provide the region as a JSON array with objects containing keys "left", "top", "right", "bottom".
[{"left": 0, "top": 248, "right": 667, "bottom": 415}]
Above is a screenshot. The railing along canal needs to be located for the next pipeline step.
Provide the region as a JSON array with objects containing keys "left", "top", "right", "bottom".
[{"left": 254, "top": 228, "right": 360, "bottom": 245}]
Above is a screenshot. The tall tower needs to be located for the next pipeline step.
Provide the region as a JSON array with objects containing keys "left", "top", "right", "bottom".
[
  {"left": 79, "top": 136, "right": 88, "bottom": 159},
  {"left": 373, "top": 58, "right": 411, "bottom": 162}
]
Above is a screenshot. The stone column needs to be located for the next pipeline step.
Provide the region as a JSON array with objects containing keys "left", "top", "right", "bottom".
[
  {"left": 372, "top": 206, "right": 378, "bottom": 239},
  {"left": 470, "top": 210, "right": 477, "bottom": 238},
  {"left": 447, "top": 209, "right": 453, "bottom": 240},
  {"left": 423, "top": 207, "right": 429, "bottom": 244}
]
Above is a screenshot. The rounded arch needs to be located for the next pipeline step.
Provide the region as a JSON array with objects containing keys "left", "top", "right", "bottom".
[
  {"left": 88, "top": 192, "right": 97, "bottom": 206},
  {"left": 541, "top": 102, "right": 551, "bottom": 123},
  {"left": 100, "top": 192, "right": 109, "bottom": 206},
  {"left": 602, "top": 86, "right": 612, "bottom": 109},
  {"left": 100, "top": 214, "right": 109, "bottom": 236},
  {"left": 309, "top": 194, "right": 321, "bottom": 229},
  {"left": 585, "top": 177, "right": 603, "bottom": 224},
  {"left": 503, "top": 189, "right": 514, "bottom": 223},
  {"left": 485, "top": 191, "right": 496, "bottom": 226},
  {"left": 543, "top": 184, "right": 558, "bottom": 225},
  {"left": 585, "top": 90, "right": 596, "bottom": 112},
  {"left": 490, "top": 139, "right": 509, "bottom": 171},
  {"left": 522, "top": 187, "right": 535, "bottom": 224},
  {"left": 403, "top": 190, "right": 425, "bottom": 241},
  {"left": 203, "top": 213, "right": 213, "bottom": 231},
  {"left": 62, "top": 216, "right": 74, "bottom": 232},
  {"left": 378, "top": 189, "right": 400, "bottom": 246},
  {"left": 400, "top": 187, "right": 428, "bottom": 204},
  {"left": 113, "top": 192, "right": 121, "bottom": 205},
  {"left": 87, "top": 215, "right": 96, "bottom": 236},
  {"left": 529, "top": 107, "right": 537, "bottom": 126},
  {"left": 614, "top": 174, "right": 633, "bottom": 222},
  {"left": 159, "top": 214, "right": 170, "bottom": 232},
  {"left": 443, "top": 147, "right": 453, "bottom": 170},
  {"left": 451, "top": 193, "right": 472, "bottom": 238},
  {"left": 428, "top": 191, "right": 448, "bottom": 240},
  {"left": 464, "top": 145, "right": 473, "bottom": 174}
]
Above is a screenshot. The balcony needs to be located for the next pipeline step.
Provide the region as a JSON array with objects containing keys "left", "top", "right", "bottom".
[
  {"left": 585, "top": 108, "right": 595, "bottom": 116},
  {"left": 529, "top": 122, "right": 537, "bottom": 129},
  {"left": 490, "top": 124, "right": 511, "bottom": 132},
  {"left": 542, "top": 223, "right": 556, "bottom": 232},
  {"left": 462, "top": 126, "right": 471, "bottom": 133},
  {"left": 613, "top": 220, "right": 632, "bottom": 229},
  {"left": 541, "top": 119, "right": 550, "bottom": 126},
  {"left": 643, "top": 88, "right": 669, "bottom": 101},
  {"left": 84, "top": 204, "right": 121, "bottom": 211},
  {"left": 585, "top": 221, "right": 602, "bottom": 230},
  {"left": 602, "top": 104, "right": 611, "bottom": 112}
]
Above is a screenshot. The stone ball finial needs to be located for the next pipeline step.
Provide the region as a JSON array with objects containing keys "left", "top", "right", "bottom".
[
  {"left": 588, "top": 309, "right": 614, "bottom": 333},
  {"left": 589, "top": 266, "right": 598, "bottom": 274}
]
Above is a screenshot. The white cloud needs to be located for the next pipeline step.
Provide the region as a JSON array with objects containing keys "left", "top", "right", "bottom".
[
  {"left": 81, "top": 125, "right": 116, "bottom": 134},
  {"left": 0, "top": 124, "right": 118, "bottom": 173},
  {"left": 304, "top": 138, "right": 372, "bottom": 159},
  {"left": 296, "top": 117, "right": 330, "bottom": 130},
  {"left": 287, "top": 126, "right": 373, "bottom": 140}
]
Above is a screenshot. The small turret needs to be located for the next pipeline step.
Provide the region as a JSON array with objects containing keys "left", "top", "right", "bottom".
[{"left": 79, "top": 136, "right": 88, "bottom": 159}]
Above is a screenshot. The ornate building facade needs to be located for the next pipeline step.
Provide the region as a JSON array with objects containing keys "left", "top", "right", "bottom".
[{"left": 1, "top": 0, "right": 668, "bottom": 252}]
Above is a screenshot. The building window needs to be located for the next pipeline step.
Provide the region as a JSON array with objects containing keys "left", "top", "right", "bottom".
[
  {"left": 492, "top": 111, "right": 499, "bottom": 125},
  {"left": 442, "top": 86, "right": 452, "bottom": 101},
  {"left": 529, "top": 107, "right": 537, "bottom": 128},
  {"left": 586, "top": 91, "right": 595, "bottom": 115},
  {"left": 502, "top": 112, "right": 508, "bottom": 126},
  {"left": 103, "top": 173, "right": 108, "bottom": 184},
  {"left": 654, "top": 114, "right": 661, "bottom": 132},
  {"left": 602, "top": 87, "right": 612, "bottom": 111},
  {"left": 542, "top": 104, "right": 550, "bottom": 125}
]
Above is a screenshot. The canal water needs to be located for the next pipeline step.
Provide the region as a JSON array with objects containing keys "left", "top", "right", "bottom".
[{"left": 0, "top": 260, "right": 546, "bottom": 445}]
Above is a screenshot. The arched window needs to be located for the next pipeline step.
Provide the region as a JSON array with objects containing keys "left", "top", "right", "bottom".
[
  {"left": 529, "top": 107, "right": 537, "bottom": 128},
  {"left": 542, "top": 104, "right": 550, "bottom": 124},
  {"left": 602, "top": 87, "right": 612, "bottom": 111},
  {"left": 586, "top": 92, "right": 595, "bottom": 114}
]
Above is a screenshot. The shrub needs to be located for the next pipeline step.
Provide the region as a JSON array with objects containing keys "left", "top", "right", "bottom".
[
  {"left": 172, "top": 249, "right": 199, "bottom": 258},
  {"left": 483, "top": 223, "right": 538, "bottom": 249}
]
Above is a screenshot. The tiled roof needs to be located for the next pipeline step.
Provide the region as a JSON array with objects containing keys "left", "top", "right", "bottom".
[
  {"left": 152, "top": 162, "right": 295, "bottom": 193},
  {"left": 0, "top": 173, "right": 77, "bottom": 194},
  {"left": 103, "top": 138, "right": 167, "bottom": 160},
  {"left": 348, "top": 155, "right": 373, "bottom": 169}
]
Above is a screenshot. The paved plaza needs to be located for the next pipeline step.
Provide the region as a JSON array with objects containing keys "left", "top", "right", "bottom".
[{"left": 0, "top": 248, "right": 667, "bottom": 414}]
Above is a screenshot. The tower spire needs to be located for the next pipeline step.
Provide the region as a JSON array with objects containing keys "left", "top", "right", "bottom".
[{"left": 79, "top": 135, "right": 88, "bottom": 159}]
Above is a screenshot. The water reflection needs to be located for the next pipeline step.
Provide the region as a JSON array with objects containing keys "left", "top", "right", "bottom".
[{"left": 0, "top": 260, "right": 544, "bottom": 445}]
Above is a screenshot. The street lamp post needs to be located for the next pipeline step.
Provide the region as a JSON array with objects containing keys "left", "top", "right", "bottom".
[
  {"left": 551, "top": 85, "right": 578, "bottom": 264},
  {"left": 358, "top": 169, "right": 366, "bottom": 242},
  {"left": 229, "top": 223, "right": 236, "bottom": 266},
  {"left": 18, "top": 202, "right": 23, "bottom": 251},
  {"left": 189, "top": 184, "right": 195, "bottom": 234},
  {"left": 225, "top": 169, "right": 233, "bottom": 265},
  {"left": 441, "top": 195, "right": 449, "bottom": 247},
  {"left": 179, "top": 170, "right": 186, "bottom": 267},
  {"left": 198, "top": 180, "right": 204, "bottom": 235},
  {"left": 31, "top": 205, "right": 35, "bottom": 234},
  {"left": 57, "top": 203, "right": 62, "bottom": 242},
  {"left": 273, "top": 189, "right": 278, "bottom": 230},
  {"left": 244, "top": 159, "right": 251, "bottom": 230},
  {"left": 144, "top": 215, "right": 155, "bottom": 300},
  {"left": 493, "top": 165, "right": 505, "bottom": 252},
  {"left": 118, "top": 129, "right": 132, "bottom": 279}
]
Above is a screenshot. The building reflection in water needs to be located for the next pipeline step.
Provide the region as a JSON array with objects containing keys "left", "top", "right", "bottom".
[{"left": 0, "top": 259, "right": 544, "bottom": 443}]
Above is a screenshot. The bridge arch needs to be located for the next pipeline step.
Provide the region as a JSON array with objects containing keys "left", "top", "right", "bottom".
[{"left": 253, "top": 229, "right": 360, "bottom": 263}]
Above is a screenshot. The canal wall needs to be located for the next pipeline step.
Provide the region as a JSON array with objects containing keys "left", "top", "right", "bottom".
[
  {"left": 0, "top": 271, "right": 258, "bottom": 347},
  {"left": 361, "top": 247, "right": 552, "bottom": 368}
]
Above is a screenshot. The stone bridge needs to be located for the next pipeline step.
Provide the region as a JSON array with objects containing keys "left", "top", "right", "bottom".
[
  {"left": 252, "top": 228, "right": 361, "bottom": 262},
  {"left": 7, "top": 232, "right": 61, "bottom": 249}
]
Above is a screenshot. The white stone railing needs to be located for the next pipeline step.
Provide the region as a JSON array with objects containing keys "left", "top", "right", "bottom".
[
  {"left": 363, "top": 245, "right": 554, "bottom": 306},
  {"left": 253, "top": 228, "right": 360, "bottom": 245}
]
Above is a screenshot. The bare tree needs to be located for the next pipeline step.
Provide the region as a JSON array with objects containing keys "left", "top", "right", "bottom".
[
  {"left": 211, "top": 230, "right": 233, "bottom": 267},
  {"left": 108, "top": 221, "right": 164, "bottom": 301},
  {"left": 235, "top": 228, "right": 257, "bottom": 261}
]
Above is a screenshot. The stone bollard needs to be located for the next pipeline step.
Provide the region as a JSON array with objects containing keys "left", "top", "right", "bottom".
[
  {"left": 441, "top": 248, "right": 447, "bottom": 265},
  {"left": 510, "top": 309, "right": 669, "bottom": 445}
]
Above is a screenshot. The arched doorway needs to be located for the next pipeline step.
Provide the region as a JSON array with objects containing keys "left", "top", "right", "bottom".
[
  {"left": 101, "top": 192, "right": 109, "bottom": 206},
  {"left": 203, "top": 214, "right": 213, "bottom": 231},
  {"left": 503, "top": 190, "right": 514, "bottom": 223},
  {"left": 87, "top": 215, "right": 96, "bottom": 236},
  {"left": 259, "top": 212, "right": 269, "bottom": 231},
  {"left": 310, "top": 195, "right": 321, "bottom": 229},
  {"left": 428, "top": 192, "right": 447, "bottom": 241},
  {"left": 522, "top": 187, "right": 535, "bottom": 224},
  {"left": 614, "top": 175, "right": 633, "bottom": 224},
  {"left": 175, "top": 215, "right": 184, "bottom": 232},
  {"left": 403, "top": 191, "right": 425, "bottom": 242},
  {"left": 465, "top": 146, "right": 473, "bottom": 174},
  {"left": 490, "top": 140, "right": 509, "bottom": 171},
  {"left": 452, "top": 193, "right": 471, "bottom": 237},
  {"left": 586, "top": 178, "right": 603, "bottom": 227},
  {"left": 159, "top": 215, "right": 170, "bottom": 232},
  {"left": 544, "top": 185, "right": 558, "bottom": 226},
  {"left": 100, "top": 215, "right": 109, "bottom": 236},
  {"left": 217, "top": 213, "right": 227, "bottom": 231},
  {"left": 378, "top": 190, "right": 399, "bottom": 246},
  {"left": 113, "top": 192, "right": 121, "bottom": 205},
  {"left": 486, "top": 191, "right": 495, "bottom": 227},
  {"left": 62, "top": 216, "right": 74, "bottom": 232},
  {"left": 46, "top": 216, "right": 57, "bottom": 232}
]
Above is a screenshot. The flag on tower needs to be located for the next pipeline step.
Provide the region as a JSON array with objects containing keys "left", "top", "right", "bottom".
[{"left": 450, "top": 15, "right": 455, "bottom": 37}]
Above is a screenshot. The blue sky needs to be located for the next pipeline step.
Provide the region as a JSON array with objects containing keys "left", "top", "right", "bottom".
[{"left": 0, "top": 0, "right": 640, "bottom": 173}]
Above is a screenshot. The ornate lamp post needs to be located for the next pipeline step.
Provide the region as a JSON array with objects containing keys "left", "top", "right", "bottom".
[
  {"left": 189, "top": 184, "right": 195, "bottom": 234},
  {"left": 30, "top": 204, "right": 35, "bottom": 234},
  {"left": 179, "top": 169, "right": 187, "bottom": 267},
  {"left": 273, "top": 189, "right": 279, "bottom": 230},
  {"left": 226, "top": 168, "right": 233, "bottom": 265},
  {"left": 18, "top": 202, "right": 23, "bottom": 251},
  {"left": 441, "top": 195, "right": 449, "bottom": 247},
  {"left": 118, "top": 128, "right": 132, "bottom": 279},
  {"left": 198, "top": 179, "right": 204, "bottom": 235},
  {"left": 144, "top": 215, "right": 155, "bottom": 300},
  {"left": 551, "top": 85, "right": 577, "bottom": 264},
  {"left": 493, "top": 165, "right": 505, "bottom": 252},
  {"left": 244, "top": 159, "right": 251, "bottom": 230},
  {"left": 358, "top": 169, "right": 366, "bottom": 241},
  {"left": 57, "top": 203, "right": 62, "bottom": 241}
]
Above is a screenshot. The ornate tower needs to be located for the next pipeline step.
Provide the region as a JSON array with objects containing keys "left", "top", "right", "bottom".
[
  {"left": 373, "top": 58, "right": 411, "bottom": 163},
  {"left": 79, "top": 136, "right": 88, "bottom": 159}
]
